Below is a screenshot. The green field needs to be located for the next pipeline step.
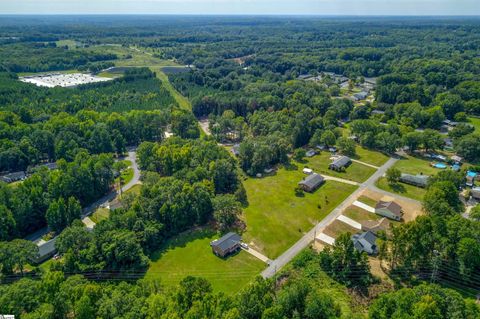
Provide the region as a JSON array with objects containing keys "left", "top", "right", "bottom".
[
  {"left": 55, "top": 39, "right": 78, "bottom": 49},
  {"left": 323, "top": 220, "right": 358, "bottom": 239},
  {"left": 242, "top": 165, "right": 357, "bottom": 258},
  {"left": 392, "top": 155, "right": 438, "bottom": 176},
  {"left": 375, "top": 177, "right": 426, "bottom": 201},
  {"left": 468, "top": 116, "right": 480, "bottom": 133},
  {"left": 305, "top": 152, "right": 376, "bottom": 183},
  {"left": 353, "top": 146, "right": 389, "bottom": 167},
  {"left": 146, "top": 229, "right": 265, "bottom": 294},
  {"left": 90, "top": 207, "right": 110, "bottom": 223},
  {"left": 343, "top": 205, "right": 381, "bottom": 222},
  {"left": 356, "top": 195, "right": 377, "bottom": 208}
]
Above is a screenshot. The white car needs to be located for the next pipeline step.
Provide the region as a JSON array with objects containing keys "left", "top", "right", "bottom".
[{"left": 240, "top": 242, "right": 249, "bottom": 249}]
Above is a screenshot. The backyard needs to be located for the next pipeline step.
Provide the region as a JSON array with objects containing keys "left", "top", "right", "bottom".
[
  {"left": 242, "top": 164, "right": 357, "bottom": 258},
  {"left": 145, "top": 228, "right": 265, "bottom": 294},
  {"left": 353, "top": 146, "right": 389, "bottom": 167},
  {"left": 304, "top": 152, "right": 376, "bottom": 183}
]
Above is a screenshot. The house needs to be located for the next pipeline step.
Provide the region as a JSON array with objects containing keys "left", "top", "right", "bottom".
[
  {"left": 400, "top": 173, "right": 429, "bottom": 188},
  {"left": 33, "top": 238, "right": 57, "bottom": 264},
  {"left": 231, "top": 144, "right": 240, "bottom": 157},
  {"left": 303, "top": 168, "right": 313, "bottom": 175},
  {"left": 471, "top": 187, "right": 480, "bottom": 200},
  {"left": 442, "top": 119, "right": 458, "bottom": 128},
  {"left": 375, "top": 201, "right": 403, "bottom": 221},
  {"left": 444, "top": 138, "right": 454, "bottom": 150},
  {"left": 329, "top": 156, "right": 351, "bottom": 171},
  {"left": 353, "top": 91, "right": 368, "bottom": 101},
  {"left": 451, "top": 155, "right": 463, "bottom": 164},
  {"left": 210, "top": 232, "right": 242, "bottom": 258},
  {"left": 328, "top": 147, "right": 337, "bottom": 153},
  {"left": 466, "top": 171, "right": 477, "bottom": 187},
  {"left": 298, "top": 173, "right": 324, "bottom": 192},
  {"left": 305, "top": 149, "right": 317, "bottom": 157},
  {"left": 352, "top": 231, "right": 378, "bottom": 255},
  {"left": 0, "top": 171, "right": 26, "bottom": 183}
]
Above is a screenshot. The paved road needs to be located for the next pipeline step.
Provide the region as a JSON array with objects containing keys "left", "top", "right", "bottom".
[
  {"left": 28, "top": 148, "right": 140, "bottom": 245},
  {"left": 261, "top": 157, "right": 398, "bottom": 278}
]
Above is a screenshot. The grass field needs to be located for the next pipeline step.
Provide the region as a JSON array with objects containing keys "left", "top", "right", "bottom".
[
  {"left": 343, "top": 206, "right": 381, "bottom": 222},
  {"left": 242, "top": 165, "right": 357, "bottom": 258},
  {"left": 124, "top": 184, "right": 141, "bottom": 196},
  {"left": 55, "top": 39, "right": 78, "bottom": 49},
  {"left": 353, "top": 146, "right": 389, "bottom": 167},
  {"left": 357, "top": 195, "right": 377, "bottom": 207},
  {"left": 392, "top": 154, "right": 438, "bottom": 176},
  {"left": 468, "top": 117, "right": 480, "bottom": 133},
  {"left": 375, "top": 177, "right": 426, "bottom": 201},
  {"left": 90, "top": 207, "right": 110, "bottom": 223},
  {"left": 146, "top": 228, "right": 265, "bottom": 294},
  {"left": 304, "top": 152, "right": 376, "bottom": 183}
]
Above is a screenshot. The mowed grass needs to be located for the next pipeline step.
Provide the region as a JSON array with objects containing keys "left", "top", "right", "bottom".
[
  {"left": 375, "top": 177, "right": 427, "bottom": 201},
  {"left": 393, "top": 155, "right": 438, "bottom": 176},
  {"left": 242, "top": 165, "right": 357, "bottom": 258},
  {"left": 146, "top": 229, "right": 265, "bottom": 294},
  {"left": 353, "top": 146, "right": 389, "bottom": 167},
  {"left": 304, "top": 152, "right": 376, "bottom": 183},
  {"left": 90, "top": 207, "right": 110, "bottom": 224},
  {"left": 357, "top": 195, "right": 377, "bottom": 208},
  {"left": 468, "top": 117, "right": 480, "bottom": 133},
  {"left": 343, "top": 206, "right": 381, "bottom": 222}
]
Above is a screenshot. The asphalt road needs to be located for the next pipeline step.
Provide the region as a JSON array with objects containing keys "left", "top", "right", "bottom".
[{"left": 261, "top": 157, "right": 399, "bottom": 278}]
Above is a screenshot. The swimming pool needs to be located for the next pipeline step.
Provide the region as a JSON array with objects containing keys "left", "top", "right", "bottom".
[{"left": 434, "top": 163, "right": 447, "bottom": 169}]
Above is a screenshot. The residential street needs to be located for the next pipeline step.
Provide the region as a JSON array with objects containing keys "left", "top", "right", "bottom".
[{"left": 262, "top": 157, "right": 399, "bottom": 278}]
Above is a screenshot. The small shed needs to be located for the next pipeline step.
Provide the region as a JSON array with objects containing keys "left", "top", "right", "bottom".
[
  {"left": 211, "top": 232, "right": 241, "bottom": 258},
  {"left": 298, "top": 173, "right": 324, "bottom": 193},
  {"left": 329, "top": 156, "right": 351, "bottom": 171},
  {"left": 34, "top": 238, "right": 57, "bottom": 264},
  {"left": 375, "top": 201, "right": 403, "bottom": 221},
  {"left": 352, "top": 231, "right": 378, "bottom": 255}
]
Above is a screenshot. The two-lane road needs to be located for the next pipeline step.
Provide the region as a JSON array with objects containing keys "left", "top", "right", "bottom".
[{"left": 261, "top": 157, "right": 399, "bottom": 278}]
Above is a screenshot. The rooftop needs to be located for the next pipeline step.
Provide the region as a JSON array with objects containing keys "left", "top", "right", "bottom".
[
  {"left": 20, "top": 73, "right": 113, "bottom": 88},
  {"left": 211, "top": 232, "right": 241, "bottom": 252}
]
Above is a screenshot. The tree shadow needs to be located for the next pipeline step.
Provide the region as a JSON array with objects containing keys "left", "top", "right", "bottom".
[
  {"left": 389, "top": 182, "right": 406, "bottom": 194},
  {"left": 284, "top": 162, "right": 299, "bottom": 171}
]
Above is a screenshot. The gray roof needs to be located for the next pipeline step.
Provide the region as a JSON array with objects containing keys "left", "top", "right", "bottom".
[
  {"left": 400, "top": 173, "right": 429, "bottom": 186},
  {"left": 331, "top": 156, "right": 351, "bottom": 168},
  {"left": 299, "top": 173, "right": 324, "bottom": 189},
  {"left": 38, "top": 238, "right": 57, "bottom": 258},
  {"left": 211, "top": 232, "right": 241, "bottom": 252},
  {"left": 352, "top": 231, "right": 377, "bottom": 254},
  {"left": 375, "top": 201, "right": 403, "bottom": 218}
]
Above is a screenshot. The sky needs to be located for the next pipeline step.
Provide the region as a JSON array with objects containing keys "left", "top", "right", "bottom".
[{"left": 1, "top": 0, "right": 479, "bottom": 15}]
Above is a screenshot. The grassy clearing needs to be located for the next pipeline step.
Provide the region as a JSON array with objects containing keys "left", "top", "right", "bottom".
[
  {"left": 323, "top": 220, "right": 358, "bottom": 239},
  {"left": 151, "top": 68, "right": 192, "bottom": 111},
  {"left": 468, "top": 116, "right": 480, "bottom": 133},
  {"left": 242, "top": 164, "right": 357, "bottom": 259},
  {"left": 90, "top": 207, "right": 110, "bottom": 224},
  {"left": 353, "top": 146, "right": 389, "bottom": 167},
  {"left": 357, "top": 195, "right": 377, "bottom": 207},
  {"left": 304, "top": 152, "right": 376, "bottom": 183},
  {"left": 343, "top": 206, "right": 381, "bottom": 222},
  {"left": 393, "top": 155, "right": 438, "bottom": 176},
  {"left": 375, "top": 177, "right": 426, "bottom": 201},
  {"left": 124, "top": 184, "right": 142, "bottom": 196},
  {"left": 146, "top": 228, "right": 265, "bottom": 294},
  {"left": 55, "top": 39, "right": 77, "bottom": 49}
]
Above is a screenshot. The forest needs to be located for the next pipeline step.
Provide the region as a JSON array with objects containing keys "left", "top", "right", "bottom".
[{"left": 0, "top": 15, "right": 479, "bottom": 318}]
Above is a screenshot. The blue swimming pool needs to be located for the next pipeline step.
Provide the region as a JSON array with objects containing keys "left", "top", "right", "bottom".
[
  {"left": 434, "top": 163, "right": 447, "bottom": 169},
  {"left": 467, "top": 171, "right": 477, "bottom": 177}
]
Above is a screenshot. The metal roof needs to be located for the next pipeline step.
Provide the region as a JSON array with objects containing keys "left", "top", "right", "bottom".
[
  {"left": 331, "top": 156, "right": 351, "bottom": 168},
  {"left": 299, "top": 173, "right": 324, "bottom": 189},
  {"left": 211, "top": 232, "right": 241, "bottom": 252}
]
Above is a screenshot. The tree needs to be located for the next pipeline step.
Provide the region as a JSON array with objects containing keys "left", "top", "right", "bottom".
[
  {"left": 423, "top": 181, "right": 463, "bottom": 216},
  {"left": 422, "top": 129, "right": 444, "bottom": 152},
  {"left": 402, "top": 131, "right": 423, "bottom": 153},
  {"left": 320, "top": 131, "right": 336, "bottom": 147},
  {"left": 293, "top": 148, "right": 306, "bottom": 161},
  {"left": 0, "top": 204, "right": 16, "bottom": 241},
  {"left": 470, "top": 205, "right": 480, "bottom": 221},
  {"left": 386, "top": 167, "right": 401, "bottom": 185},
  {"left": 212, "top": 195, "right": 242, "bottom": 231},
  {"left": 455, "top": 134, "right": 480, "bottom": 163},
  {"left": 337, "top": 137, "right": 356, "bottom": 156}
]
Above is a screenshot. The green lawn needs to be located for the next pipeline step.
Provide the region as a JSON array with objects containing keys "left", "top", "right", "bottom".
[
  {"left": 124, "top": 184, "right": 141, "bottom": 196},
  {"left": 242, "top": 165, "right": 357, "bottom": 258},
  {"left": 468, "top": 116, "right": 480, "bottom": 133},
  {"left": 304, "top": 152, "right": 376, "bottom": 183},
  {"left": 90, "top": 207, "right": 110, "bottom": 223},
  {"left": 392, "top": 155, "right": 438, "bottom": 176},
  {"left": 357, "top": 195, "right": 377, "bottom": 208},
  {"left": 343, "top": 206, "right": 381, "bottom": 222},
  {"left": 146, "top": 229, "right": 265, "bottom": 294},
  {"left": 353, "top": 146, "right": 389, "bottom": 167},
  {"left": 375, "top": 177, "right": 426, "bottom": 201},
  {"left": 55, "top": 39, "right": 78, "bottom": 49}
]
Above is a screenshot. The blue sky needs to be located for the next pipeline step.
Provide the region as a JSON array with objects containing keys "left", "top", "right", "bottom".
[{"left": 1, "top": 0, "right": 479, "bottom": 15}]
